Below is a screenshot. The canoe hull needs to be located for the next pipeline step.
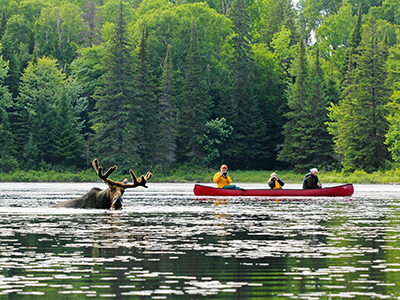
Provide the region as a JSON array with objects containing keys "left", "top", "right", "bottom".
[{"left": 193, "top": 183, "right": 354, "bottom": 197}]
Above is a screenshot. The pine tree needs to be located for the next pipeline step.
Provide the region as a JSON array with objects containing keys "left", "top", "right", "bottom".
[
  {"left": 0, "top": 11, "right": 6, "bottom": 41},
  {"left": 53, "top": 90, "right": 84, "bottom": 166},
  {"left": 223, "top": 0, "right": 262, "bottom": 169},
  {"left": 341, "top": 5, "right": 363, "bottom": 84},
  {"left": 31, "top": 96, "right": 57, "bottom": 163},
  {"left": 13, "top": 57, "right": 63, "bottom": 167},
  {"left": 90, "top": 3, "right": 139, "bottom": 170},
  {"left": 260, "top": 0, "right": 300, "bottom": 47},
  {"left": 0, "top": 54, "right": 17, "bottom": 171},
  {"left": 79, "top": 0, "right": 104, "bottom": 47},
  {"left": 0, "top": 111, "right": 18, "bottom": 172},
  {"left": 278, "top": 38, "right": 308, "bottom": 170},
  {"left": 135, "top": 27, "right": 158, "bottom": 168},
  {"left": 302, "top": 48, "right": 335, "bottom": 169},
  {"left": 279, "top": 44, "right": 335, "bottom": 171},
  {"left": 328, "top": 17, "right": 391, "bottom": 172},
  {"left": 155, "top": 44, "right": 177, "bottom": 168},
  {"left": 176, "top": 20, "right": 211, "bottom": 163}
]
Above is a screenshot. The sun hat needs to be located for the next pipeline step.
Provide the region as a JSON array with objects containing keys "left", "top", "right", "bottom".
[
  {"left": 310, "top": 168, "right": 318, "bottom": 173},
  {"left": 271, "top": 172, "right": 277, "bottom": 177}
]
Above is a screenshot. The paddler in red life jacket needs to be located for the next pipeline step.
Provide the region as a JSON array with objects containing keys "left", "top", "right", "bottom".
[
  {"left": 213, "top": 164, "right": 241, "bottom": 189},
  {"left": 303, "top": 168, "right": 322, "bottom": 189},
  {"left": 268, "top": 172, "right": 285, "bottom": 189}
]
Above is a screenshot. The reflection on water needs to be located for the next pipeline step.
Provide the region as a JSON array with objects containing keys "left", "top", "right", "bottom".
[{"left": 0, "top": 182, "right": 399, "bottom": 298}]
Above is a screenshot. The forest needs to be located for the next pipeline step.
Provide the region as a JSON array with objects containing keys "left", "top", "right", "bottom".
[{"left": 0, "top": 0, "right": 399, "bottom": 174}]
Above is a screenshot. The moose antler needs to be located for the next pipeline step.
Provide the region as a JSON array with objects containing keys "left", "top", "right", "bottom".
[{"left": 92, "top": 159, "right": 153, "bottom": 188}]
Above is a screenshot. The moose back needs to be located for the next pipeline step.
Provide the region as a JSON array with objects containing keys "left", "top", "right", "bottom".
[{"left": 54, "top": 159, "right": 152, "bottom": 209}]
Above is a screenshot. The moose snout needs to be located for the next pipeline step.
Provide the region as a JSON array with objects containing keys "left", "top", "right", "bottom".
[{"left": 110, "top": 190, "right": 124, "bottom": 210}]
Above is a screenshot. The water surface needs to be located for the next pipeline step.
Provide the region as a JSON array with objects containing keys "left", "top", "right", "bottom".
[{"left": 0, "top": 182, "right": 399, "bottom": 299}]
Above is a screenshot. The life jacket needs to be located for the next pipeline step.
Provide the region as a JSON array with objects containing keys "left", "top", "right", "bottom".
[
  {"left": 303, "top": 173, "right": 311, "bottom": 183},
  {"left": 303, "top": 173, "right": 318, "bottom": 186},
  {"left": 273, "top": 180, "right": 282, "bottom": 189}
]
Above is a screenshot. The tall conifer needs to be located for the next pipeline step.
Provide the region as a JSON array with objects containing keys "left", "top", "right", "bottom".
[
  {"left": 303, "top": 48, "right": 335, "bottom": 168},
  {"left": 341, "top": 6, "right": 363, "bottom": 84},
  {"left": 136, "top": 27, "right": 158, "bottom": 168},
  {"left": 91, "top": 2, "right": 139, "bottom": 170},
  {"left": 177, "top": 20, "right": 211, "bottom": 163},
  {"left": 80, "top": 0, "right": 104, "bottom": 47},
  {"left": 224, "top": 0, "right": 262, "bottom": 169},
  {"left": 328, "top": 17, "right": 391, "bottom": 172},
  {"left": 279, "top": 44, "right": 335, "bottom": 170},
  {"left": 53, "top": 90, "right": 84, "bottom": 166},
  {"left": 278, "top": 38, "right": 308, "bottom": 170},
  {"left": 0, "top": 55, "right": 17, "bottom": 171},
  {"left": 155, "top": 44, "right": 177, "bottom": 168}
]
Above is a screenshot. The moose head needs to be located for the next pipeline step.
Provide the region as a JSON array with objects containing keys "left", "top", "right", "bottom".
[{"left": 55, "top": 159, "right": 153, "bottom": 209}]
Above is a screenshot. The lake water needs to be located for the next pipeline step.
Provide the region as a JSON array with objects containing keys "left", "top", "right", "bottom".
[{"left": 0, "top": 182, "right": 399, "bottom": 299}]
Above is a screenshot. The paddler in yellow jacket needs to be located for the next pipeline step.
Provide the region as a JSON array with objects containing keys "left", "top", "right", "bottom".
[{"left": 213, "top": 164, "right": 241, "bottom": 189}]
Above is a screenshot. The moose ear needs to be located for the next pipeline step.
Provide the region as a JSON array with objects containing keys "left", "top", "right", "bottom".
[{"left": 122, "top": 178, "right": 128, "bottom": 184}]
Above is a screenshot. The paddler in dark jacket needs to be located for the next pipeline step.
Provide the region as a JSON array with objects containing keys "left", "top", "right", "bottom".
[
  {"left": 268, "top": 172, "right": 284, "bottom": 189},
  {"left": 303, "top": 168, "right": 322, "bottom": 189}
]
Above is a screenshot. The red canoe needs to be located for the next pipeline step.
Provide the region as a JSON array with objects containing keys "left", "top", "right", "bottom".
[{"left": 193, "top": 183, "right": 354, "bottom": 197}]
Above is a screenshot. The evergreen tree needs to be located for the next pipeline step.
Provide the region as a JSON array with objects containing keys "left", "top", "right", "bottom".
[
  {"left": 155, "top": 44, "right": 177, "bottom": 168},
  {"left": 279, "top": 42, "right": 335, "bottom": 171},
  {"left": 31, "top": 96, "right": 57, "bottom": 163},
  {"left": 0, "top": 111, "right": 18, "bottom": 171},
  {"left": 328, "top": 17, "right": 391, "bottom": 172},
  {"left": 90, "top": 2, "right": 139, "bottom": 170},
  {"left": 278, "top": 38, "right": 308, "bottom": 170},
  {"left": 341, "top": 5, "right": 362, "bottom": 84},
  {"left": 1, "top": 14, "right": 33, "bottom": 97},
  {"left": 176, "top": 20, "right": 211, "bottom": 163},
  {"left": 13, "top": 57, "right": 63, "bottom": 167},
  {"left": 79, "top": 0, "right": 104, "bottom": 47},
  {"left": 223, "top": 0, "right": 262, "bottom": 169},
  {"left": 256, "top": 38, "right": 292, "bottom": 169},
  {"left": 22, "top": 134, "right": 39, "bottom": 170},
  {"left": 258, "top": 0, "right": 300, "bottom": 47},
  {"left": 0, "top": 11, "right": 6, "bottom": 41},
  {"left": 53, "top": 90, "right": 85, "bottom": 167},
  {"left": 0, "top": 53, "right": 17, "bottom": 171},
  {"left": 135, "top": 27, "right": 158, "bottom": 168},
  {"left": 385, "top": 38, "right": 400, "bottom": 162},
  {"left": 302, "top": 47, "right": 335, "bottom": 169}
]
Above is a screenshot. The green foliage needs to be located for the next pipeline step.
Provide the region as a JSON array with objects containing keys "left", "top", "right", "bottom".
[
  {"left": 90, "top": 3, "right": 139, "bottom": 171},
  {"left": 201, "top": 118, "right": 233, "bottom": 167},
  {"left": 278, "top": 39, "right": 308, "bottom": 169},
  {"left": 317, "top": 0, "right": 355, "bottom": 52},
  {"left": 177, "top": 20, "right": 211, "bottom": 164},
  {"left": 0, "top": 0, "right": 398, "bottom": 176},
  {"left": 34, "top": 3, "right": 83, "bottom": 72},
  {"left": 252, "top": 43, "right": 287, "bottom": 168},
  {"left": 135, "top": 27, "right": 159, "bottom": 168},
  {"left": 255, "top": 0, "right": 299, "bottom": 47},
  {"left": 52, "top": 90, "right": 85, "bottom": 166},
  {"left": 155, "top": 44, "right": 177, "bottom": 169},
  {"left": 222, "top": 0, "right": 264, "bottom": 170},
  {"left": 328, "top": 17, "right": 391, "bottom": 172},
  {"left": 279, "top": 41, "right": 335, "bottom": 171}
]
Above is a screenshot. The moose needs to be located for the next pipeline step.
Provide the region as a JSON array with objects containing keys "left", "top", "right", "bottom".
[{"left": 55, "top": 159, "right": 152, "bottom": 209}]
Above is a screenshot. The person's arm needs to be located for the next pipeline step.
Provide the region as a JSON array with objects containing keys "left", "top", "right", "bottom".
[
  {"left": 303, "top": 176, "right": 311, "bottom": 189},
  {"left": 277, "top": 179, "right": 284, "bottom": 187},
  {"left": 226, "top": 175, "right": 232, "bottom": 184},
  {"left": 268, "top": 180, "right": 275, "bottom": 189},
  {"left": 315, "top": 177, "right": 321, "bottom": 188},
  {"left": 213, "top": 173, "right": 221, "bottom": 183},
  {"left": 310, "top": 176, "right": 320, "bottom": 188}
]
